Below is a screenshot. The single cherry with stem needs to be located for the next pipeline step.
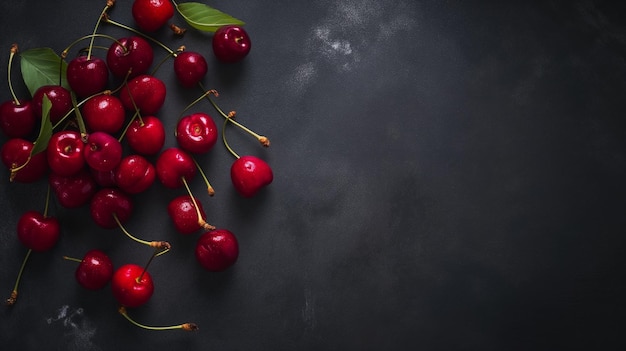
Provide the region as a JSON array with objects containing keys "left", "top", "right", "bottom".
[
  {"left": 32, "top": 85, "right": 73, "bottom": 125},
  {"left": 114, "top": 154, "right": 156, "bottom": 194},
  {"left": 47, "top": 130, "right": 85, "bottom": 177},
  {"left": 175, "top": 90, "right": 218, "bottom": 155},
  {"left": 0, "top": 44, "right": 36, "bottom": 138},
  {"left": 195, "top": 229, "right": 239, "bottom": 272},
  {"left": 131, "top": 0, "right": 174, "bottom": 33},
  {"left": 212, "top": 25, "right": 252, "bottom": 63},
  {"left": 49, "top": 168, "right": 98, "bottom": 208},
  {"left": 106, "top": 35, "right": 154, "bottom": 79},
  {"left": 1, "top": 138, "right": 48, "bottom": 183},
  {"left": 173, "top": 49, "right": 208, "bottom": 88},
  {"left": 63, "top": 249, "right": 114, "bottom": 290}
]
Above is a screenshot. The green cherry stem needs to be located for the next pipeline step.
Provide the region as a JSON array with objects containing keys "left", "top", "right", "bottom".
[
  {"left": 6, "top": 249, "right": 32, "bottom": 306},
  {"left": 103, "top": 14, "right": 176, "bottom": 56},
  {"left": 87, "top": 1, "right": 115, "bottom": 59},
  {"left": 112, "top": 213, "right": 171, "bottom": 255},
  {"left": 222, "top": 116, "right": 240, "bottom": 159},
  {"left": 118, "top": 306, "right": 199, "bottom": 331},
  {"left": 191, "top": 157, "right": 215, "bottom": 196},
  {"left": 181, "top": 177, "right": 215, "bottom": 230},
  {"left": 61, "top": 34, "right": 122, "bottom": 60},
  {"left": 7, "top": 44, "right": 20, "bottom": 105}
]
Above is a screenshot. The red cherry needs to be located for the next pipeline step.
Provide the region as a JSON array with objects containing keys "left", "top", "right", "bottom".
[
  {"left": 0, "top": 99, "right": 36, "bottom": 138},
  {"left": 115, "top": 154, "right": 156, "bottom": 194},
  {"left": 119, "top": 74, "right": 166, "bottom": 115},
  {"left": 16, "top": 211, "right": 60, "bottom": 252},
  {"left": 1, "top": 138, "right": 48, "bottom": 183},
  {"left": 66, "top": 56, "right": 109, "bottom": 98},
  {"left": 111, "top": 264, "right": 154, "bottom": 308},
  {"left": 167, "top": 195, "right": 208, "bottom": 235},
  {"left": 212, "top": 25, "right": 252, "bottom": 63},
  {"left": 106, "top": 36, "right": 154, "bottom": 78},
  {"left": 90, "top": 188, "right": 133, "bottom": 229},
  {"left": 173, "top": 51, "right": 208, "bottom": 88},
  {"left": 155, "top": 147, "right": 196, "bottom": 188},
  {"left": 195, "top": 229, "right": 239, "bottom": 272},
  {"left": 73, "top": 249, "right": 114, "bottom": 290},
  {"left": 32, "top": 85, "right": 72, "bottom": 124},
  {"left": 90, "top": 168, "right": 117, "bottom": 188},
  {"left": 131, "top": 0, "right": 174, "bottom": 32},
  {"left": 47, "top": 130, "right": 85, "bottom": 176},
  {"left": 125, "top": 116, "right": 165, "bottom": 156},
  {"left": 230, "top": 155, "right": 273, "bottom": 197},
  {"left": 82, "top": 94, "right": 126, "bottom": 134},
  {"left": 175, "top": 113, "right": 218, "bottom": 154},
  {"left": 83, "top": 131, "right": 123, "bottom": 172},
  {"left": 49, "top": 169, "right": 98, "bottom": 208}
]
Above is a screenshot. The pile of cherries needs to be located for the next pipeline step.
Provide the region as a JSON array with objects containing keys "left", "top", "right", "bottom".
[{"left": 0, "top": 0, "right": 272, "bottom": 331}]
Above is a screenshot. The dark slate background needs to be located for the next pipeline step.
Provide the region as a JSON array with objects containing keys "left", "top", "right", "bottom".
[{"left": 2, "top": 1, "right": 626, "bottom": 350}]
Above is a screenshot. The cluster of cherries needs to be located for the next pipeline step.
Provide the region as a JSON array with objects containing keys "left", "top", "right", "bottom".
[{"left": 0, "top": 0, "right": 272, "bottom": 331}]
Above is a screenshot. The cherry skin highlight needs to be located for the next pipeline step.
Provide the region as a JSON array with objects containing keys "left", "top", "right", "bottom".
[
  {"left": 49, "top": 169, "right": 98, "bottom": 208},
  {"left": 82, "top": 95, "right": 126, "bottom": 134},
  {"left": 66, "top": 56, "right": 109, "bottom": 98},
  {"left": 230, "top": 155, "right": 273, "bottom": 197},
  {"left": 17, "top": 211, "right": 61, "bottom": 252},
  {"left": 115, "top": 154, "right": 156, "bottom": 194},
  {"left": 47, "top": 130, "right": 85, "bottom": 177},
  {"left": 119, "top": 74, "right": 166, "bottom": 116},
  {"left": 175, "top": 113, "right": 218, "bottom": 154},
  {"left": 195, "top": 229, "right": 239, "bottom": 272},
  {"left": 126, "top": 116, "right": 165, "bottom": 156},
  {"left": 111, "top": 264, "right": 154, "bottom": 308},
  {"left": 131, "top": 0, "right": 174, "bottom": 32},
  {"left": 74, "top": 249, "right": 114, "bottom": 290},
  {"left": 167, "top": 195, "right": 208, "bottom": 235},
  {"left": 1, "top": 138, "right": 48, "bottom": 183},
  {"left": 173, "top": 51, "right": 208, "bottom": 88},
  {"left": 106, "top": 36, "right": 154, "bottom": 79},
  {"left": 155, "top": 147, "right": 196, "bottom": 188},
  {"left": 212, "top": 25, "right": 252, "bottom": 63},
  {"left": 32, "top": 85, "right": 72, "bottom": 124},
  {"left": 84, "top": 132, "right": 123, "bottom": 172},
  {"left": 90, "top": 188, "right": 133, "bottom": 229},
  {"left": 0, "top": 99, "right": 36, "bottom": 138}
]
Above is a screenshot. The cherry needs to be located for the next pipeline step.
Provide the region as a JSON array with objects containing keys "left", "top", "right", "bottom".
[
  {"left": 66, "top": 249, "right": 114, "bottom": 290},
  {"left": 173, "top": 51, "right": 208, "bottom": 88},
  {"left": 111, "top": 263, "right": 153, "bottom": 308},
  {"left": 16, "top": 211, "right": 60, "bottom": 252},
  {"left": 84, "top": 131, "right": 123, "bottom": 172},
  {"left": 155, "top": 147, "right": 196, "bottom": 189},
  {"left": 82, "top": 94, "right": 126, "bottom": 134},
  {"left": 115, "top": 154, "right": 156, "bottom": 194},
  {"left": 32, "top": 85, "right": 72, "bottom": 125},
  {"left": 119, "top": 74, "right": 166, "bottom": 115},
  {"left": 230, "top": 155, "right": 273, "bottom": 197},
  {"left": 66, "top": 55, "right": 109, "bottom": 98},
  {"left": 90, "top": 187, "right": 133, "bottom": 229},
  {"left": 91, "top": 168, "right": 117, "bottom": 187},
  {"left": 175, "top": 113, "right": 218, "bottom": 154},
  {"left": 0, "top": 99, "right": 36, "bottom": 138},
  {"left": 106, "top": 36, "right": 154, "bottom": 79},
  {"left": 131, "top": 0, "right": 174, "bottom": 32},
  {"left": 125, "top": 116, "right": 165, "bottom": 156},
  {"left": 49, "top": 169, "right": 97, "bottom": 208},
  {"left": 167, "top": 195, "right": 212, "bottom": 235},
  {"left": 195, "top": 229, "right": 239, "bottom": 272},
  {"left": 212, "top": 25, "right": 252, "bottom": 63},
  {"left": 47, "top": 130, "right": 85, "bottom": 177},
  {"left": 1, "top": 138, "right": 48, "bottom": 183}
]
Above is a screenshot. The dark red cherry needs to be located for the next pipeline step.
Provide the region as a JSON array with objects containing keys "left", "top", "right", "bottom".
[
  {"left": 173, "top": 51, "right": 208, "bottom": 88},
  {"left": 66, "top": 55, "right": 109, "bottom": 98},
  {"left": 47, "top": 130, "right": 85, "bottom": 176},
  {"left": 119, "top": 74, "right": 166, "bottom": 115},
  {"left": 83, "top": 131, "right": 123, "bottom": 172},
  {"left": 111, "top": 263, "right": 154, "bottom": 308},
  {"left": 90, "top": 188, "right": 133, "bottom": 229},
  {"left": 0, "top": 99, "right": 36, "bottom": 138},
  {"left": 17, "top": 211, "right": 61, "bottom": 252},
  {"left": 49, "top": 169, "right": 98, "bottom": 208},
  {"left": 131, "top": 0, "right": 174, "bottom": 32},
  {"left": 155, "top": 147, "right": 196, "bottom": 188},
  {"left": 106, "top": 36, "right": 154, "bottom": 78},
  {"left": 115, "top": 154, "right": 156, "bottom": 194},
  {"left": 32, "top": 85, "right": 73, "bottom": 124},
  {"left": 195, "top": 229, "right": 239, "bottom": 272},
  {"left": 73, "top": 249, "right": 114, "bottom": 290},
  {"left": 230, "top": 155, "right": 273, "bottom": 197},
  {"left": 175, "top": 112, "right": 218, "bottom": 154},
  {"left": 212, "top": 25, "right": 252, "bottom": 63},
  {"left": 82, "top": 94, "right": 126, "bottom": 134},
  {"left": 167, "top": 195, "right": 208, "bottom": 235},
  {"left": 1, "top": 138, "right": 48, "bottom": 183},
  {"left": 125, "top": 116, "right": 165, "bottom": 156}
]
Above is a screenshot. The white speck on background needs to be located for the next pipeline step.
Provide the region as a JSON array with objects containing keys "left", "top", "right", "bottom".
[
  {"left": 302, "top": 287, "right": 317, "bottom": 331},
  {"left": 47, "top": 305, "right": 100, "bottom": 351}
]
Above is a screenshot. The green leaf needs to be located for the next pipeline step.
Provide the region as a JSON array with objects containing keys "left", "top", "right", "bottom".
[
  {"left": 20, "top": 47, "right": 69, "bottom": 97},
  {"left": 30, "top": 94, "right": 53, "bottom": 157},
  {"left": 176, "top": 2, "right": 245, "bottom": 32}
]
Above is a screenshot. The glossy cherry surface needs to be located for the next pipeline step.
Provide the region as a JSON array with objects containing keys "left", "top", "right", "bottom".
[
  {"left": 49, "top": 169, "right": 98, "bottom": 208},
  {"left": 131, "top": 0, "right": 174, "bottom": 32},
  {"left": 17, "top": 211, "right": 61, "bottom": 252},
  {"left": 173, "top": 51, "right": 208, "bottom": 88},
  {"left": 82, "top": 94, "right": 126, "bottom": 134},
  {"left": 167, "top": 195, "right": 207, "bottom": 235},
  {"left": 32, "top": 85, "right": 72, "bottom": 124},
  {"left": 90, "top": 188, "right": 133, "bottom": 229},
  {"left": 115, "top": 154, "right": 156, "bottom": 194},
  {"left": 212, "top": 25, "right": 252, "bottom": 63},
  {"left": 74, "top": 249, "right": 114, "bottom": 290},
  {"left": 66, "top": 55, "right": 109, "bottom": 98},
  {"left": 195, "top": 229, "right": 239, "bottom": 272},
  {"left": 47, "top": 130, "right": 85, "bottom": 176},
  {"left": 84, "top": 132, "right": 123, "bottom": 172},
  {"left": 106, "top": 36, "right": 154, "bottom": 78},
  {"left": 0, "top": 99, "right": 36, "bottom": 138},
  {"left": 125, "top": 116, "right": 165, "bottom": 156},
  {"left": 155, "top": 147, "right": 196, "bottom": 188},
  {"left": 230, "top": 155, "right": 273, "bottom": 197},
  {"left": 111, "top": 263, "right": 154, "bottom": 308},
  {"left": 1, "top": 138, "right": 48, "bottom": 183},
  {"left": 175, "top": 112, "right": 218, "bottom": 154},
  {"left": 119, "top": 74, "right": 166, "bottom": 115}
]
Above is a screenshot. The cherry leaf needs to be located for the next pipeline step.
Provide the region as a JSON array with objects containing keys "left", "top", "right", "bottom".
[
  {"left": 20, "top": 47, "right": 69, "bottom": 97},
  {"left": 175, "top": 2, "right": 245, "bottom": 32},
  {"left": 30, "top": 94, "right": 53, "bottom": 156}
]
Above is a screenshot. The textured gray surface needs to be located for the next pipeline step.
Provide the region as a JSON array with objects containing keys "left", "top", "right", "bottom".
[{"left": 1, "top": 1, "right": 626, "bottom": 350}]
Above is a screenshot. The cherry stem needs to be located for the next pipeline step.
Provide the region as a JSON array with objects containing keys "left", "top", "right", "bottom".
[
  {"left": 86, "top": 3, "right": 114, "bottom": 59},
  {"left": 6, "top": 249, "right": 32, "bottom": 306},
  {"left": 202, "top": 88, "right": 270, "bottom": 147},
  {"left": 222, "top": 117, "right": 240, "bottom": 159},
  {"left": 178, "top": 89, "right": 211, "bottom": 120},
  {"left": 112, "top": 214, "right": 171, "bottom": 256},
  {"left": 62, "top": 256, "right": 82, "bottom": 263},
  {"left": 118, "top": 306, "right": 198, "bottom": 331},
  {"left": 181, "top": 177, "right": 216, "bottom": 230},
  {"left": 7, "top": 44, "right": 20, "bottom": 105},
  {"left": 192, "top": 157, "right": 215, "bottom": 197},
  {"left": 103, "top": 15, "right": 175, "bottom": 56},
  {"left": 61, "top": 34, "right": 121, "bottom": 59},
  {"left": 137, "top": 248, "right": 158, "bottom": 282},
  {"left": 70, "top": 92, "right": 89, "bottom": 142},
  {"left": 43, "top": 184, "right": 51, "bottom": 218}
]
